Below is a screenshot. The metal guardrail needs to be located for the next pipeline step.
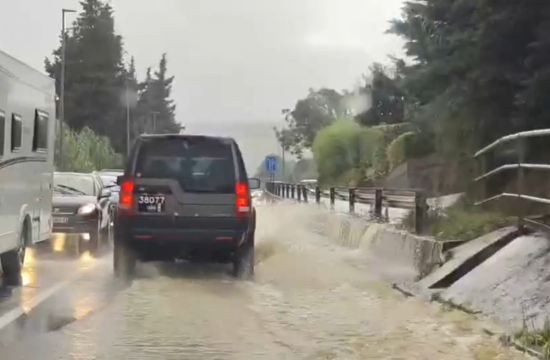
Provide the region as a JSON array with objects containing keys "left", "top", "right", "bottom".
[
  {"left": 265, "top": 182, "right": 427, "bottom": 234},
  {"left": 474, "top": 128, "right": 550, "bottom": 230}
]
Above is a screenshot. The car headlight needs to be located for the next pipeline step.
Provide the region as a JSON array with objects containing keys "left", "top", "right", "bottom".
[{"left": 77, "top": 203, "right": 97, "bottom": 215}]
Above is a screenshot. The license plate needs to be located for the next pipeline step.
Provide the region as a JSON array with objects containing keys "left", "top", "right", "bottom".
[
  {"left": 137, "top": 194, "right": 166, "bottom": 213},
  {"left": 53, "top": 217, "right": 68, "bottom": 223}
]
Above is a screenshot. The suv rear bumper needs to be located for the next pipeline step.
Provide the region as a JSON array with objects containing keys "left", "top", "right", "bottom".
[{"left": 114, "top": 217, "right": 252, "bottom": 262}]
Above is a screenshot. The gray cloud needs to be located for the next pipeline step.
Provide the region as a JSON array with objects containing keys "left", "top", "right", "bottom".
[{"left": 2, "top": 0, "right": 405, "bottom": 169}]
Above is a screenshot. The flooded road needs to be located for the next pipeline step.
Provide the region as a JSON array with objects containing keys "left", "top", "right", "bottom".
[{"left": 0, "top": 204, "right": 534, "bottom": 359}]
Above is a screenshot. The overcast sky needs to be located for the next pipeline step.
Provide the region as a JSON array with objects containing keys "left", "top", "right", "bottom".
[{"left": 2, "top": 0, "right": 405, "bottom": 169}]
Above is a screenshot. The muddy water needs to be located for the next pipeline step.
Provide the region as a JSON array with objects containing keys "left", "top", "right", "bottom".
[{"left": 7, "top": 203, "right": 534, "bottom": 359}]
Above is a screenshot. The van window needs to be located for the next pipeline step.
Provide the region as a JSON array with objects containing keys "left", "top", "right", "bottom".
[
  {"left": 134, "top": 137, "right": 236, "bottom": 193},
  {"left": 11, "top": 114, "right": 22, "bottom": 152},
  {"left": 32, "top": 110, "right": 48, "bottom": 152},
  {"left": 0, "top": 110, "right": 5, "bottom": 157}
]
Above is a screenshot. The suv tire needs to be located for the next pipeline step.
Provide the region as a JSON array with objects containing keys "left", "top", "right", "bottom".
[
  {"left": 233, "top": 232, "right": 255, "bottom": 280},
  {"left": 113, "top": 240, "right": 136, "bottom": 279}
]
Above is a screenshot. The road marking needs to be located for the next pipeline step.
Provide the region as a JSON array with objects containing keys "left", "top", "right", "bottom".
[{"left": 0, "top": 260, "right": 102, "bottom": 331}]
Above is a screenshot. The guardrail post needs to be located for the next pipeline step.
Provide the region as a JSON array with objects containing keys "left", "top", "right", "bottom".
[
  {"left": 329, "top": 187, "right": 335, "bottom": 210},
  {"left": 315, "top": 186, "right": 321, "bottom": 204},
  {"left": 373, "top": 188, "right": 383, "bottom": 218},
  {"left": 291, "top": 184, "right": 295, "bottom": 199},
  {"left": 414, "top": 191, "right": 427, "bottom": 234},
  {"left": 302, "top": 186, "right": 308, "bottom": 203},
  {"left": 517, "top": 137, "right": 525, "bottom": 228},
  {"left": 282, "top": 184, "right": 287, "bottom": 198},
  {"left": 477, "top": 155, "right": 487, "bottom": 202},
  {"left": 349, "top": 188, "right": 355, "bottom": 214},
  {"left": 297, "top": 185, "right": 302, "bottom": 202}
]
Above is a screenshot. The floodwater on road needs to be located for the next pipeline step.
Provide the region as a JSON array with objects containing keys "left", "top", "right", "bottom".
[{"left": 0, "top": 203, "right": 534, "bottom": 359}]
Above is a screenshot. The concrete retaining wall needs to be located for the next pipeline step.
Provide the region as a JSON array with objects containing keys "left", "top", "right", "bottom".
[
  {"left": 264, "top": 190, "right": 445, "bottom": 279},
  {"left": 312, "top": 211, "right": 445, "bottom": 279}
]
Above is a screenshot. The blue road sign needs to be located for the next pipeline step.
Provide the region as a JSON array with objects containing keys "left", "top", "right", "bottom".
[{"left": 265, "top": 156, "right": 277, "bottom": 174}]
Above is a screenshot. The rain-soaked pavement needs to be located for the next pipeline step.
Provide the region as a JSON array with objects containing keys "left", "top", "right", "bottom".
[{"left": 0, "top": 203, "right": 535, "bottom": 359}]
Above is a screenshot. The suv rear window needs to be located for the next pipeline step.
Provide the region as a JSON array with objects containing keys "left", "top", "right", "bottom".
[{"left": 134, "top": 137, "right": 236, "bottom": 193}]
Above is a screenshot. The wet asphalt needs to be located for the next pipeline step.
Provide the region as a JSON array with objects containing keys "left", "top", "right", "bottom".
[{"left": 0, "top": 203, "right": 534, "bottom": 360}]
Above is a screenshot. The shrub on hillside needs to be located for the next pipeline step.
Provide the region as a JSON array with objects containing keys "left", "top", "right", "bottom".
[
  {"left": 387, "top": 131, "right": 416, "bottom": 170},
  {"left": 312, "top": 118, "right": 383, "bottom": 185}
]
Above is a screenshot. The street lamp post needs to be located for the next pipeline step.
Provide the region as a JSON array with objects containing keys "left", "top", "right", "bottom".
[
  {"left": 59, "top": 8, "right": 76, "bottom": 167},
  {"left": 151, "top": 111, "right": 159, "bottom": 133},
  {"left": 126, "top": 82, "right": 130, "bottom": 156}
]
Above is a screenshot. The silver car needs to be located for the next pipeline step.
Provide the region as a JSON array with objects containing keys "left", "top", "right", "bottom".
[{"left": 98, "top": 172, "right": 121, "bottom": 222}]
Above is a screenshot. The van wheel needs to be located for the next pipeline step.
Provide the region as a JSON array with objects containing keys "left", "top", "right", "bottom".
[
  {"left": 233, "top": 233, "right": 255, "bottom": 280},
  {"left": 1, "top": 228, "right": 27, "bottom": 287},
  {"left": 113, "top": 240, "right": 136, "bottom": 279}
]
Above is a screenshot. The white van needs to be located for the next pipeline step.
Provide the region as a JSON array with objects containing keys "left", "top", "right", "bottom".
[{"left": 0, "top": 50, "right": 56, "bottom": 285}]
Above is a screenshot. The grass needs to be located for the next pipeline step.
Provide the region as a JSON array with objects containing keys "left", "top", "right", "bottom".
[
  {"left": 401, "top": 197, "right": 515, "bottom": 241},
  {"left": 430, "top": 204, "right": 514, "bottom": 241},
  {"left": 514, "top": 318, "right": 550, "bottom": 359}
]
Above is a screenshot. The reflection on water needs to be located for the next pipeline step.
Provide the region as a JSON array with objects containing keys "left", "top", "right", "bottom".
[
  {"left": 21, "top": 270, "right": 34, "bottom": 287},
  {"left": 51, "top": 233, "right": 66, "bottom": 252},
  {"left": 22, "top": 248, "right": 37, "bottom": 287},
  {"left": 79, "top": 251, "right": 93, "bottom": 263},
  {"left": 24, "top": 248, "right": 35, "bottom": 265}
]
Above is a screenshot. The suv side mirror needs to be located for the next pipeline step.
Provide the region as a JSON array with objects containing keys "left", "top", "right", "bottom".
[
  {"left": 116, "top": 175, "right": 124, "bottom": 185},
  {"left": 100, "top": 189, "right": 112, "bottom": 199},
  {"left": 248, "top": 178, "right": 261, "bottom": 190}
]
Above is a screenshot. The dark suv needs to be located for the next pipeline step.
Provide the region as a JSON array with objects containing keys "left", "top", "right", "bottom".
[{"left": 113, "top": 134, "right": 260, "bottom": 279}]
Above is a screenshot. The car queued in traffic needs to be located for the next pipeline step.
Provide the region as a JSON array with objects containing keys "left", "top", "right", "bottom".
[{"left": 50, "top": 169, "right": 123, "bottom": 256}]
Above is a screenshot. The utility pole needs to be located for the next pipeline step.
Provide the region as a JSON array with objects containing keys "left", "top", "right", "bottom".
[
  {"left": 282, "top": 143, "right": 285, "bottom": 181},
  {"left": 280, "top": 108, "right": 291, "bottom": 181},
  {"left": 59, "top": 8, "right": 76, "bottom": 167}
]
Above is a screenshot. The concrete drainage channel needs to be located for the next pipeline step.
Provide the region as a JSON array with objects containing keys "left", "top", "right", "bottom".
[{"left": 263, "top": 190, "right": 550, "bottom": 359}]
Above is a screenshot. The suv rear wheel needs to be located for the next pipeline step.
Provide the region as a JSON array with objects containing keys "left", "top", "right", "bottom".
[
  {"left": 113, "top": 240, "right": 136, "bottom": 279},
  {"left": 233, "top": 232, "right": 255, "bottom": 280}
]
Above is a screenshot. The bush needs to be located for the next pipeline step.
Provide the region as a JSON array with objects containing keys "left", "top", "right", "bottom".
[
  {"left": 312, "top": 118, "right": 383, "bottom": 185},
  {"left": 57, "top": 126, "right": 119, "bottom": 172},
  {"left": 370, "top": 123, "right": 410, "bottom": 177},
  {"left": 386, "top": 131, "right": 415, "bottom": 170}
]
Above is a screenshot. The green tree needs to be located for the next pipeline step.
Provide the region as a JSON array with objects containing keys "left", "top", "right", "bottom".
[
  {"left": 275, "top": 88, "right": 348, "bottom": 157},
  {"left": 388, "top": 0, "right": 550, "bottom": 160},
  {"left": 45, "top": 0, "right": 129, "bottom": 152},
  {"left": 355, "top": 63, "right": 406, "bottom": 127},
  {"left": 138, "top": 54, "right": 181, "bottom": 134}
]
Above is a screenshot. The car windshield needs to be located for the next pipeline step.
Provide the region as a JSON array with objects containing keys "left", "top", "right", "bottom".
[
  {"left": 53, "top": 174, "right": 95, "bottom": 196},
  {"left": 134, "top": 137, "right": 236, "bottom": 193}
]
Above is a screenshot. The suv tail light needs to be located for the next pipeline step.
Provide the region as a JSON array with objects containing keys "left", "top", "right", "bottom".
[
  {"left": 235, "top": 181, "right": 250, "bottom": 217},
  {"left": 118, "top": 179, "right": 134, "bottom": 214}
]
